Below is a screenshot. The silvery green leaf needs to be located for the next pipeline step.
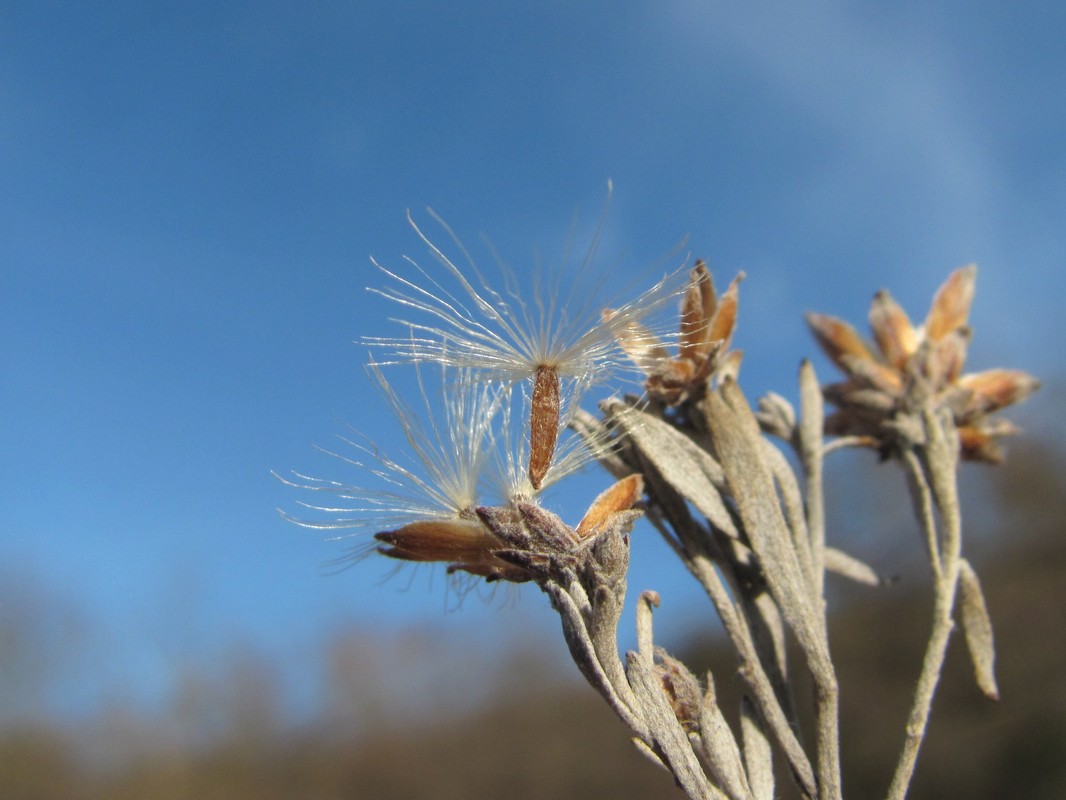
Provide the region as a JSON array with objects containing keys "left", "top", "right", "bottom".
[
  {"left": 740, "top": 695, "right": 774, "bottom": 800},
  {"left": 603, "top": 400, "right": 738, "bottom": 539},
  {"left": 958, "top": 558, "right": 1000, "bottom": 700},
  {"left": 696, "top": 673, "right": 752, "bottom": 800},
  {"left": 798, "top": 359, "right": 823, "bottom": 460},
  {"left": 703, "top": 382, "right": 828, "bottom": 669},
  {"left": 543, "top": 582, "right": 649, "bottom": 737},
  {"left": 626, "top": 653, "right": 719, "bottom": 800},
  {"left": 760, "top": 439, "right": 814, "bottom": 589},
  {"left": 824, "top": 547, "right": 883, "bottom": 587},
  {"left": 756, "top": 391, "right": 795, "bottom": 440}
]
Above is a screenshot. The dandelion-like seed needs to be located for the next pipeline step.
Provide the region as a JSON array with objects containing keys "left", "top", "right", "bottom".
[
  {"left": 487, "top": 378, "right": 614, "bottom": 504},
  {"left": 367, "top": 198, "right": 683, "bottom": 489}
]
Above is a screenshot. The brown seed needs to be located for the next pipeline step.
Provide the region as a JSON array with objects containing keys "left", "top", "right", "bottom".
[
  {"left": 374, "top": 519, "right": 499, "bottom": 562},
  {"left": 528, "top": 365, "right": 561, "bottom": 490}
]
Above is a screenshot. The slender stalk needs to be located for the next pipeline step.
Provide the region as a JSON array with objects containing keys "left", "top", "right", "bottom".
[
  {"left": 812, "top": 664, "right": 841, "bottom": 800},
  {"left": 799, "top": 359, "right": 828, "bottom": 600},
  {"left": 798, "top": 362, "right": 841, "bottom": 800},
  {"left": 900, "top": 449, "right": 942, "bottom": 580},
  {"left": 885, "top": 410, "right": 963, "bottom": 800},
  {"left": 688, "top": 554, "right": 818, "bottom": 799}
]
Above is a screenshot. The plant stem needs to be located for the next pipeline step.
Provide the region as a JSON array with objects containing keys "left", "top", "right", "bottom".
[
  {"left": 799, "top": 361, "right": 841, "bottom": 800},
  {"left": 689, "top": 554, "right": 819, "bottom": 799},
  {"left": 885, "top": 410, "right": 963, "bottom": 800}
]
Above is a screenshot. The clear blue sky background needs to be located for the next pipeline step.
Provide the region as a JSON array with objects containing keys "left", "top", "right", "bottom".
[{"left": 2, "top": 2, "right": 1062, "bottom": 723}]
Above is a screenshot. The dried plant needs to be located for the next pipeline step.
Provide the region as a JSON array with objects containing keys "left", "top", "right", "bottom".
[{"left": 281, "top": 209, "right": 1040, "bottom": 799}]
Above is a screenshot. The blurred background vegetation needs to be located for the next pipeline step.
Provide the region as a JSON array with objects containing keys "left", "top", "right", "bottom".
[{"left": 2, "top": 423, "right": 1063, "bottom": 799}]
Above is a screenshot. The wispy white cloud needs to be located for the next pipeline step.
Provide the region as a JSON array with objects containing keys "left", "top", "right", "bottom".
[
  {"left": 674, "top": 4, "right": 997, "bottom": 250},
  {"left": 661, "top": 1, "right": 1058, "bottom": 371}
]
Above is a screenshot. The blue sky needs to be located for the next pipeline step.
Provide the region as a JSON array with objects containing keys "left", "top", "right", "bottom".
[{"left": 2, "top": 1, "right": 1062, "bottom": 722}]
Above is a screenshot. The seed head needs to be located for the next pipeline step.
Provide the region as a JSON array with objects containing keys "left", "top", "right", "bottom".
[
  {"left": 366, "top": 206, "right": 684, "bottom": 487},
  {"left": 277, "top": 361, "right": 626, "bottom": 583}
]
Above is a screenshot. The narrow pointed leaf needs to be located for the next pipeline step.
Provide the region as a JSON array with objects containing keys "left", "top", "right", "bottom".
[
  {"left": 958, "top": 558, "right": 1000, "bottom": 700},
  {"left": 697, "top": 673, "right": 751, "bottom": 800},
  {"left": 756, "top": 391, "right": 796, "bottom": 441},
  {"left": 703, "top": 381, "right": 827, "bottom": 666},
  {"left": 740, "top": 695, "right": 774, "bottom": 800},
  {"left": 824, "top": 547, "right": 882, "bottom": 586},
  {"left": 604, "top": 400, "right": 738, "bottom": 538},
  {"left": 626, "top": 653, "right": 718, "bottom": 800}
]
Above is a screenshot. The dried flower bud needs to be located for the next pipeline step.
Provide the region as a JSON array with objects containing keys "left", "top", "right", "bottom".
[{"left": 609, "top": 262, "right": 744, "bottom": 406}]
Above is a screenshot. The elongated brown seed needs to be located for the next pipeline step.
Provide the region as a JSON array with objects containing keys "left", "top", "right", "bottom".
[{"left": 528, "top": 365, "right": 561, "bottom": 490}]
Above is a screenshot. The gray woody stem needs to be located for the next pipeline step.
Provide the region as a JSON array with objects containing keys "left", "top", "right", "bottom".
[
  {"left": 885, "top": 407, "right": 964, "bottom": 800},
  {"left": 589, "top": 402, "right": 818, "bottom": 798}
]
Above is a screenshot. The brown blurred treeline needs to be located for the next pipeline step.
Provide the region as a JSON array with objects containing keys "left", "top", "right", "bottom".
[{"left": 1, "top": 439, "right": 1064, "bottom": 799}]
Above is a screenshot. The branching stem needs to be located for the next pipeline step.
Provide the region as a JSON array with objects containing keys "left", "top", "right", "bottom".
[{"left": 885, "top": 410, "right": 964, "bottom": 800}]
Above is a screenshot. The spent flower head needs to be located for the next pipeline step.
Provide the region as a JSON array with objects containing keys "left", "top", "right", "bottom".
[{"left": 807, "top": 265, "right": 1040, "bottom": 462}]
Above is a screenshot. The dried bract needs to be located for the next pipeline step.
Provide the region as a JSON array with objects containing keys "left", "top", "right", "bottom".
[{"left": 472, "top": 474, "right": 645, "bottom": 585}]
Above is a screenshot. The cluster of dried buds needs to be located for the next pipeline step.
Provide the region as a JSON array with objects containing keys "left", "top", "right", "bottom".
[{"left": 806, "top": 265, "right": 1040, "bottom": 462}]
